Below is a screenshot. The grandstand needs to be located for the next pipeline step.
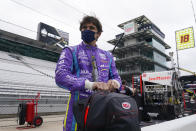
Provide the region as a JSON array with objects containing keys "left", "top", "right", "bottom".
[{"left": 0, "top": 29, "right": 69, "bottom": 115}]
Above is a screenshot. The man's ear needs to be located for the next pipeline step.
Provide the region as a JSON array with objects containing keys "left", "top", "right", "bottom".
[
  {"left": 97, "top": 32, "right": 101, "bottom": 36},
  {"left": 96, "top": 32, "right": 102, "bottom": 40}
]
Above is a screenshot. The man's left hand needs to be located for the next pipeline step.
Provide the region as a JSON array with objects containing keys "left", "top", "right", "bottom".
[{"left": 107, "top": 80, "right": 119, "bottom": 91}]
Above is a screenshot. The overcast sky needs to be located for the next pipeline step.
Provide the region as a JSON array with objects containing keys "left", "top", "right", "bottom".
[{"left": 0, "top": 0, "right": 196, "bottom": 76}]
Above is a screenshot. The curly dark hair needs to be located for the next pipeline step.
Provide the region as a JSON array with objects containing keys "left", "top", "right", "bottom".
[{"left": 80, "top": 15, "right": 103, "bottom": 33}]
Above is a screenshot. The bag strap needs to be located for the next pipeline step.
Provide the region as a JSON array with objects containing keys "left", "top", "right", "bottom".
[{"left": 105, "top": 51, "right": 113, "bottom": 79}]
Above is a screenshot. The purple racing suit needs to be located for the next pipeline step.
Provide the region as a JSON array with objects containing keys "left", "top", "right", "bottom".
[{"left": 55, "top": 41, "right": 121, "bottom": 131}]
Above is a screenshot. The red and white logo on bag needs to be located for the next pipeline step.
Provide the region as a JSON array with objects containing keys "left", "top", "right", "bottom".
[{"left": 122, "top": 102, "right": 131, "bottom": 109}]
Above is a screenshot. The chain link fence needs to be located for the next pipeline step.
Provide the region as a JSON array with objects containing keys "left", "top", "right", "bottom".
[{"left": 0, "top": 96, "right": 67, "bottom": 118}]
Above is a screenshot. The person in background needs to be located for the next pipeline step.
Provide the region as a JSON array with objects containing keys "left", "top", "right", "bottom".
[
  {"left": 121, "top": 80, "right": 136, "bottom": 96},
  {"left": 55, "top": 15, "right": 121, "bottom": 131}
]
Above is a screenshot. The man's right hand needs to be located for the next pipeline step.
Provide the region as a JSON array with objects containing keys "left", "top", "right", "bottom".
[{"left": 92, "top": 82, "right": 109, "bottom": 91}]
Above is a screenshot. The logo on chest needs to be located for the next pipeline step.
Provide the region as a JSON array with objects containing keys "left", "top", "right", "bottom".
[
  {"left": 99, "top": 53, "right": 107, "bottom": 60},
  {"left": 100, "top": 64, "right": 109, "bottom": 68},
  {"left": 80, "top": 70, "right": 90, "bottom": 74},
  {"left": 78, "top": 51, "right": 88, "bottom": 60}
]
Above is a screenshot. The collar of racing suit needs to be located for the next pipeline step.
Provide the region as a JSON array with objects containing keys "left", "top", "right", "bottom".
[{"left": 82, "top": 41, "right": 98, "bottom": 51}]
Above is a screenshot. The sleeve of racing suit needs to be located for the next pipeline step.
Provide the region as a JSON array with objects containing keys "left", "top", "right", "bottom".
[
  {"left": 108, "top": 53, "right": 122, "bottom": 90},
  {"left": 55, "top": 47, "right": 86, "bottom": 92}
]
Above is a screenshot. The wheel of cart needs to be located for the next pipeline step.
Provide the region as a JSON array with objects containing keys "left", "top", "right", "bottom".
[{"left": 33, "top": 116, "right": 43, "bottom": 127}]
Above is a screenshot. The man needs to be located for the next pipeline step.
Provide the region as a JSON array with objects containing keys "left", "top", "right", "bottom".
[
  {"left": 121, "top": 80, "right": 136, "bottom": 96},
  {"left": 55, "top": 15, "right": 121, "bottom": 131}
]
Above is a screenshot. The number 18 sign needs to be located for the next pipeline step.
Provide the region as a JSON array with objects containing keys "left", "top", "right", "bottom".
[{"left": 175, "top": 27, "right": 195, "bottom": 50}]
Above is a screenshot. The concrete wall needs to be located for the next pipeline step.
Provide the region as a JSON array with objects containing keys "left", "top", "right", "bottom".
[
  {"left": 0, "top": 104, "right": 66, "bottom": 115},
  {"left": 142, "top": 115, "right": 196, "bottom": 131}
]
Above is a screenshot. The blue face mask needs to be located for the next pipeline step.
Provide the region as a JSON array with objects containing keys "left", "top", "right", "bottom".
[{"left": 81, "top": 30, "right": 95, "bottom": 44}]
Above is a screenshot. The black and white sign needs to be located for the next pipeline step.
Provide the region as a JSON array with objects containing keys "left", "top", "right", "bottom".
[{"left": 37, "top": 22, "right": 69, "bottom": 48}]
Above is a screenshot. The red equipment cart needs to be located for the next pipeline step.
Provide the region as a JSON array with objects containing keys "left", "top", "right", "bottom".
[{"left": 17, "top": 92, "right": 43, "bottom": 128}]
